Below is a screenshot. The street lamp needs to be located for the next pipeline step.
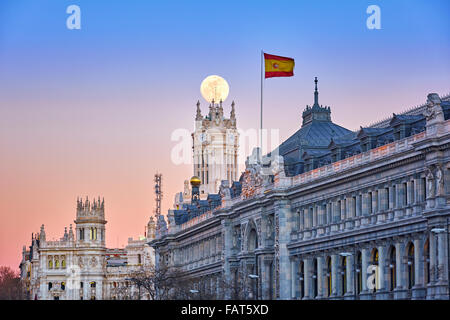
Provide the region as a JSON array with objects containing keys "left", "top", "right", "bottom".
[
  {"left": 248, "top": 274, "right": 259, "bottom": 300},
  {"left": 431, "top": 228, "right": 447, "bottom": 234},
  {"left": 189, "top": 289, "right": 199, "bottom": 300},
  {"left": 340, "top": 252, "right": 352, "bottom": 257}
]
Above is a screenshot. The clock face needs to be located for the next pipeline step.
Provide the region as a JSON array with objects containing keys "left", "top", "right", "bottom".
[{"left": 199, "top": 133, "right": 207, "bottom": 143}]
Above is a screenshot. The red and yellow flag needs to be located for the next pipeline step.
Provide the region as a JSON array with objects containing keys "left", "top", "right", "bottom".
[{"left": 264, "top": 53, "right": 295, "bottom": 78}]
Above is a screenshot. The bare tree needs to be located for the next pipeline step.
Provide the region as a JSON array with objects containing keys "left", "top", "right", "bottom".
[
  {"left": 0, "top": 266, "right": 23, "bottom": 300},
  {"left": 127, "top": 264, "right": 193, "bottom": 300}
]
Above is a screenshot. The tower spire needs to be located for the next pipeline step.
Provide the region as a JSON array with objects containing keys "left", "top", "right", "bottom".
[
  {"left": 314, "top": 77, "right": 319, "bottom": 107},
  {"left": 195, "top": 100, "right": 202, "bottom": 121}
]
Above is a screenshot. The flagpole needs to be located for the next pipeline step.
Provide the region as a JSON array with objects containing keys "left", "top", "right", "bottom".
[{"left": 260, "top": 50, "right": 264, "bottom": 153}]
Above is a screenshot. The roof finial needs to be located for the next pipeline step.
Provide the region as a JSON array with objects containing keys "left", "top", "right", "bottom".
[{"left": 313, "top": 77, "right": 319, "bottom": 106}]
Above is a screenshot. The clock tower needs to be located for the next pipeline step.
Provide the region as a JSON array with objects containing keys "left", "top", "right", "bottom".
[{"left": 192, "top": 99, "right": 239, "bottom": 195}]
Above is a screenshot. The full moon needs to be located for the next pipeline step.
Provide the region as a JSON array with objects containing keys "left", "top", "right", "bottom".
[{"left": 200, "top": 75, "right": 229, "bottom": 103}]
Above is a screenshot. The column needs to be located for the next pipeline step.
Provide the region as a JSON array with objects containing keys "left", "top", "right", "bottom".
[
  {"left": 290, "top": 257, "right": 299, "bottom": 299},
  {"left": 331, "top": 254, "right": 338, "bottom": 298},
  {"left": 303, "top": 258, "right": 312, "bottom": 299},
  {"left": 436, "top": 231, "right": 449, "bottom": 299},
  {"left": 360, "top": 248, "right": 371, "bottom": 300},
  {"left": 317, "top": 256, "right": 324, "bottom": 299},
  {"left": 394, "top": 241, "right": 407, "bottom": 299},
  {"left": 412, "top": 237, "right": 426, "bottom": 299},
  {"left": 427, "top": 232, "right": 437, "bottom": 299},
  {"left": 345, "top": 254, "right": 354, "bottom": 299},
  {"left": 376, "top": 244, "right": 388, "bottom": 299},
  {"left": 262, "top": 258, "right": 272, "bottom": 300},
  {"left": 276, "top": 199, "right": 294, "bottom": 299}
]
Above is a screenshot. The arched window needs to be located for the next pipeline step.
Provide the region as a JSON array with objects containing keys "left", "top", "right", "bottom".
[
  {"left": 424, "top": 239, "right": 430, "bottom": 285},
  {"left": 90, "top": 281, "right": 96, "bottom": 288},
  {"left": 48, "top": 258, "right": 53, "bottom": 269},
  {"left": 55, "top": 259, "right": 59, "bottom": 269},
  {"left": 248, "top": 229, "right": 258, "bottom": 252},
  {"left": 341, "top": 257, "right": 347, "bottom": 296},
  {"left": 48, "top": 282, "right": 52, "bottom": 290},
  {"left": 407, "top": 242, "right": 415, "bottom": 289},
  {"left": 299, "top": 261, "right": 304, "bottom": 299},
  {"left": 61, "top": 282, "right": 65, "bottom": 291},
  {"left": 326, "top": 257, "right": 332, "bottom": 297},
  {"left": 61, "top": 257, "right": 66, "bottom": 269},
  {"left": 389, "top": 246, "right": 396, "bottom": 291}
]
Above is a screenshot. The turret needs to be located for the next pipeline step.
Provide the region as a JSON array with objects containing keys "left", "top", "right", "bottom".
[
  {"left": 75, "top": 196, "right": 107, "bottom": 246},
  {"left": 39, "top": 224, "right": 46, "bottom": 242},
  {"left": 147, "top": 216, "right": 156, "bottom": 240},
  {"left": 302, "top": 77, "right": 331, "bottom": 126},
  {"left": 195, "top": 100, "right": 202, "bottom": 121}
]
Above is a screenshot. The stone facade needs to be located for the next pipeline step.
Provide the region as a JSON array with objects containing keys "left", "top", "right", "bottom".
[
  {"left": 20, "top": 197, "right": 156, "bottom": 300},
  {"left": 151, "top": 88, "right": 450, "bottom": 300}
]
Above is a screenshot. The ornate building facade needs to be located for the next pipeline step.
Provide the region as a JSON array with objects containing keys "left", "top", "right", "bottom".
[
  {"left": 20, "top": 197, "right": 156, "bottom": 300},
  {"left": 192, "top": 99, "right": 239, "bottom": 195},
  {"left": 151, "top": 81, "right": 450, "bottom": 300}
]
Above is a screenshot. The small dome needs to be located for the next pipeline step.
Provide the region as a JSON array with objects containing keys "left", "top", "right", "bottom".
[{"left": 190, "top": 176, "right": 201, "bottom": 186}]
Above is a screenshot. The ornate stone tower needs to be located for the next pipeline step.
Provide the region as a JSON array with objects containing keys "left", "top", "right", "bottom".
[
  {"left": 75, "top": 196, "right": 106, "bottom": 246},
  {"left": 192, "top": 100, "right": 239, "bottom": 195}
]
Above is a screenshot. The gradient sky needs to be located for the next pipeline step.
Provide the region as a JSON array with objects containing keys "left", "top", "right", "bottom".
[{"left": 1, "top": 0, "right": 449, "bottom": 270}]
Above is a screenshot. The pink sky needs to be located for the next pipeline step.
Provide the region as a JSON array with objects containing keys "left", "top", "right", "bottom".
[{"left": 1, "top": 0, "right": 449, "bottom": 271}]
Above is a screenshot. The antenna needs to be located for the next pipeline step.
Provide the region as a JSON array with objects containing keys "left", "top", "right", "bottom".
[{"left": 154, "top": 173, "right": 163, "bottom": 218}]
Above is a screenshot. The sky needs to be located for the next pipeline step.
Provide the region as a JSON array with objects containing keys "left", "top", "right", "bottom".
[{"left": 0, "top": 0, "right": 449, "bottom": 270}]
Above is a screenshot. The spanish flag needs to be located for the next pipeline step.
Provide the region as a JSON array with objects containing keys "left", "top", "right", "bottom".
[{"left": 264, "top": 53, "right": 295, "bottom": 78}]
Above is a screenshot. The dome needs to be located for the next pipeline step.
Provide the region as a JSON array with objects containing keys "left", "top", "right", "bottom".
[{"left": 190, "top": 176, "right": 201, "bottom": 186}]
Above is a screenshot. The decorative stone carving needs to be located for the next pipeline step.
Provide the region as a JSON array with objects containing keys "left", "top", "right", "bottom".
[
  {"left": 77, "top": 256, "right": 84, "bottom": 268},
  {"left": 435, "top": 164, "right": 444, "bottom": 196},
  {"left": 90, "top": 256, "right": 97, "bottom": 268},
  {"left": 426, "top": 167, "right": 435, "bottom": 198},
  {"left": 266, "top": 215, "right": 274, "bottom": 240},
  {"left": 424, "top": 93, "right": 444, "bottom": 123},
  {"left": 270, "top": 155, "right": 285, "bottom": 176}
]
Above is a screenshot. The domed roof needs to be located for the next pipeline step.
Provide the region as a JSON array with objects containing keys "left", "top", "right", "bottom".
[{"left": 190, "top": 176, "right": 201, "bottom": 186}]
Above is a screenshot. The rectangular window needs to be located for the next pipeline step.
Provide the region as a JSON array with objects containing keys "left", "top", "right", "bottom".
[
  {"left": 422, "top": 178, "right": 426, "bottom": 201},
  {"left": 393, "top": 185, "right": 397, "bottom": 207},
  {"left": 403, "top": 183, "right": 408, "bottom": 206},
  {"left": 352, "top": 197, "right": 356, "bottom": 217}
]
